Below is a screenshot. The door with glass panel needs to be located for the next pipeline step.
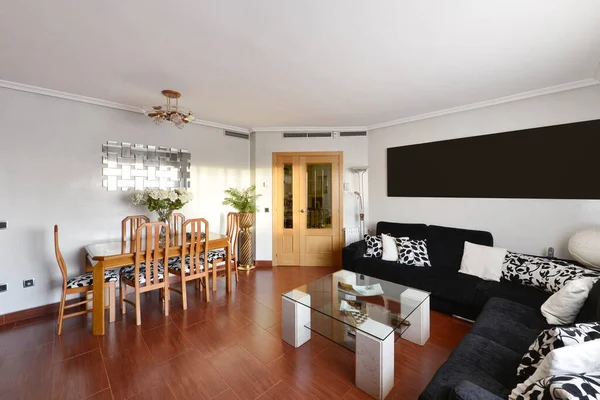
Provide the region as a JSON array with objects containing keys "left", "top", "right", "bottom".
[{"left": 273, "top": 152, "right": 343, "bottom": 267}]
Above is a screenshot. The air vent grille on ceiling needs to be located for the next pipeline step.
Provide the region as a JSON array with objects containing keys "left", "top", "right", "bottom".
[
  {"left": 283, "top": 132, "right": 308, "bottom": 138},
  {"left": 339, "top": 131, "right": 367, "bottom": 137},
  {"left": 224, "top": 130, "right": 250, "bottom": 139},
  {"left": 282, "top": 132, "right": 333, "bottom": 138}
]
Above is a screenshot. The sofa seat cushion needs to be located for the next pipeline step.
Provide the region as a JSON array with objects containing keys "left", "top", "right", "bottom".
[
  {"left": 427, "top": 225, "right": 494, "bottom": 272},
  {"left": 469, "top": 298, "right": 549, "bottom": 354},
  {"left": 474, "top": 280, "right": 550, "bottom": 313},
  {"left": 419, "top": 333, "right": 521, "bottom": 400}
]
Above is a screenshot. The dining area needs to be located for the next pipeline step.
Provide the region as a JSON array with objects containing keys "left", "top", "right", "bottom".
[{"left": 54, "top": 187, "right": 245, "bottom": 336}]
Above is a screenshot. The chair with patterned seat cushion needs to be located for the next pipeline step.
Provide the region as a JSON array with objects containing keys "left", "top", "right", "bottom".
[
  {"left": 167, "top": 218, "right": 210, "bottom": 309},
  {"left": 54, "top": 225, "right": 117, "bottom": 335},
  {"left": 120, "top": 222, "right": 171, "bottom": 326},
  {"left": 210, "top": 212, "right": 239, "bottom": 292}
]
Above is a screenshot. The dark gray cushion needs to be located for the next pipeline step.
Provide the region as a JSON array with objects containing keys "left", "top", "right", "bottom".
[
  {"left": 473, "top": 280, "right": 550, "bottom": 313},
  {"left": 469, "top": 298, "right": 549, "bottom": 354},
  {"left": 450, "top": 381, "right": 504, "bottom": 400},
  {"left": 419, "top": 333, "right": 521, "bottom": 400},
  {"left": 375, "top": 221, "right": 428, "bottom": 240},
  {"left": 426, "top": 225, "right": 493, "bottom": 272}
]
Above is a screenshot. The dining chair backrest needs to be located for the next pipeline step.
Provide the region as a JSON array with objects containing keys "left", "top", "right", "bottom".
[
  {"left": 54, "top": 225, "right": 68, "bottom": 289},
  {"left": 170, "top": 213, "right": 186, "bottom": 245},
  {"left": 182, "top": 218, "right": 209, "bottom": 277},
  {"left": 134, "top": 222, "right": 169, "bottom": 289},
  {"left": 226, "top": 212, "right": 240, "bottom": 258},
  {"left": 122, "top": 215, "right": 150, "bottom": 251}
]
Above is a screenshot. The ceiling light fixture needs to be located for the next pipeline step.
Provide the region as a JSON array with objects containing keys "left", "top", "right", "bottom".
[{"left": 141, "top": 90, "right": 194, "bottom": 129}]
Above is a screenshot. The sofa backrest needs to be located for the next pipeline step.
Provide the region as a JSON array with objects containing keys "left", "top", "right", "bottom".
[
  {"left": 426, "top": 224, "right": 494, "bottom": 272},
  {"left": 376, "top": 221, "right": 428, "bottom": 240}
]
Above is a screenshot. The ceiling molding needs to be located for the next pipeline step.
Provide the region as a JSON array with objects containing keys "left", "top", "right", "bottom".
[
  {"left": 1, "top": 77, "right": 598, "bottom": 134},
  {"left": 367, "top": 78, "right": 600, "bottom": 131},
  {"left": 251, "top": 126, "right": 368, "bottom": 133},
  {"left": 0, "top": 79, "right": 250, "bottom": 133}
]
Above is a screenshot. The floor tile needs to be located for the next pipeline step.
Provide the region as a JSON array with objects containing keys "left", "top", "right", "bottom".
[
  {"left": 142, "top": 322, "right": 193, "bottom": 364},
  {"left": 51, "top": 349, "right": 109, "bottom": 400},
  {"left": 208, "top": 345, "right": 280, "bottom": 400},
  {"left": 237, "top": 323, "right": 293, "bottom": 365},
  {"left": 0, "top": 342, "right": 53, "bottom": 399},
  {"left": 83, "top": 388, "right": 114, "bottom": 400},
  {"left": 182, "top": 319, "right": 240, "bottom": 358},
  {"left": 212, "top": 388, "right": 240, "bottom": 400},
  {"left": 126, "top": 379, "right": 176, "bottom": 400},
  {"left": 159, "top": 349, "right": 228, "bottom": 400},
  {"left": 256, "top": 380, "right": 314, "bottom": 400},
  {"left": 53, "top": 327, "right": 100, "bottom": 361},
  {"left": 103, "top": 345, "right": 162, "bottom": 399}
]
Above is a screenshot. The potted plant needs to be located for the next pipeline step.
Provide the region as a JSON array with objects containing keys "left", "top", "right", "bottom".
[
  {"left": 132, "top": 188, "right": 193, "bottom": 240},
  {"left": 222, "top": 185, "right": 261, "bottom": 270}
]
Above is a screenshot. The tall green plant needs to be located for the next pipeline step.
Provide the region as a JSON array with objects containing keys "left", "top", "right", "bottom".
[{"left": 222, "top": 185, "right": 261, "bottom": 213}]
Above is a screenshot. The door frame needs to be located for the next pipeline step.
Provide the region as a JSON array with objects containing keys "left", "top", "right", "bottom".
[{"left": 272, "top": 151, "right": 344, "bottom": 267}]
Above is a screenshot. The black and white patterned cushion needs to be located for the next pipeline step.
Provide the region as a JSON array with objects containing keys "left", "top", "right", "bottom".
[
  {"left": 121, "top": 264, "right": 165, "bottom": 284},
  {"left": 397, "top": 238, "right": 431, "bottom": 267},
  {"left": 364, "top": 234, "right": 383, "bottom": 258},
  {"left": 502, "top": 251, "right": 600, "bottom": 294},
  {"left": 514, "top": 372, "right": 600, "bottom": 400},
  {"left": 516, "top": 323, "right": 600, "bottom": 383},
  {"left": 66, "top": 270, "right": 119, "bottom": 289},
  {"left": 207, "top": 249, "right": 227, "bottom": 262},
  {"left": 168, "top": 254, "right": 209, "bottom": 274}
]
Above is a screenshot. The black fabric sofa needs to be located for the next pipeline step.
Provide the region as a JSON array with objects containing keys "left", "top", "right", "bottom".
[
  {"left": 343, "top": 221, "right": 552, "bottom": 320},
  {"left": 342, "top": 221, "right": 600, "bottom": 399}
]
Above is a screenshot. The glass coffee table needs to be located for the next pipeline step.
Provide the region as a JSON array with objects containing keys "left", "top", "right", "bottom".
[{"left": 282, "top": 270, "right": 430, "bottom": 400}]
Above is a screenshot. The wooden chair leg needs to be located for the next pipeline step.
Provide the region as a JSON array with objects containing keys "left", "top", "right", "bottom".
[
  {"left": 234, "top": 261, "right": 239, "bottom": 283},
  {"left": 212, "top": 266, "right": 217, "bottom": 292},
  {"left": 108, "top": 281, "right": 116, "bottom": 323},
  {"left": 164, "top": 284, "right": 170, "bottom": 317},
  {"left": 204, "top": 276, "right": 210, "bottom": 302},
  {"left": 57, "top": 291, "right": 66, "bottom": 336},
  {"left": 135, "top": 290, "right": 141, "bottom": 326},
  {"left": 120, "top": 279, "right": 126, "bottom": 315},
  {"left": 181, "top": 279, "right": 188, "bottom": 311}
]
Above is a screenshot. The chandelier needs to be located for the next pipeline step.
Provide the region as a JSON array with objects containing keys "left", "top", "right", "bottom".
[{"left": 141, "top": 90, "right": 194, "bottom": 129}]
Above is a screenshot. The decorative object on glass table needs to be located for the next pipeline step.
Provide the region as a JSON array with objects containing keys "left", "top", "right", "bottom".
[
  {"left": 340, "top": 300, "right": 370, "bottom": 327},
  {"left": 338, "top": 281, "right": 384, "bottom": 297}
]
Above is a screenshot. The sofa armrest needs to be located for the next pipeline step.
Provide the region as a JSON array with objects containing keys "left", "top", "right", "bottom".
[
  {"left": 342, "top": 240, "right": 366, "bottom": 271},
  {"left": 450, "top": 381, "right": 504, "bottom": 400}
]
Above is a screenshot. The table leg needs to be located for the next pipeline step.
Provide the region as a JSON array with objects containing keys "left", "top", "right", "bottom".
[
  {"left": 356, "top": 330, "right": 394, "bottom": 400},
  {"left": 401, "top": 292, "right": 430, "bottom": 346},
  {"left": 281, "top": 292, "right": 311, "bottom": 348},
  {"left": 92, "top": 261, "right": 106, "bottom": 336},
  {"left": 225, "top": 244, "right": 231, "bottom": 293}
]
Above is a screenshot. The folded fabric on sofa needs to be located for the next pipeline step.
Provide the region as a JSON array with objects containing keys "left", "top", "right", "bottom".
[{"left": 502, "top": 251, "right": 600, "bottom": 294}]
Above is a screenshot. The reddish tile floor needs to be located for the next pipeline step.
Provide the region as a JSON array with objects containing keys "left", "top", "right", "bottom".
[{"left": 0, "top": 267, "right": 472, "bottom": 400}]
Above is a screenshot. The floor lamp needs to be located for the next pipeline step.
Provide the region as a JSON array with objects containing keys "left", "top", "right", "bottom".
[{"left": 351, "top": 167, "right": 368, "bottom": 239}]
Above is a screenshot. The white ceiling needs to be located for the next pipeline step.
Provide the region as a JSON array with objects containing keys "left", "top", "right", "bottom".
[{"left": 1, "top": 1, "right": 600, "bottom": 130}]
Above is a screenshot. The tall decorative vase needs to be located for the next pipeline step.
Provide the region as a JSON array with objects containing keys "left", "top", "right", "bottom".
[
  {"left": 156, "top": 209, "right": 173, "bottom": 245},
  {"left": 238, "top": 212, "right": 255, "bottom": 270}
]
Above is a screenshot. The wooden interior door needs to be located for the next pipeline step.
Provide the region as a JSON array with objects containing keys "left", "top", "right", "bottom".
[{"left": 273, "top": 152, "right": 343, "bottom": 267}]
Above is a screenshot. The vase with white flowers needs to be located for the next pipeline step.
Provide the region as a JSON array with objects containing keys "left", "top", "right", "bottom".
[{"left": 132, "top": 188, "right": 193, "bottom": 240}]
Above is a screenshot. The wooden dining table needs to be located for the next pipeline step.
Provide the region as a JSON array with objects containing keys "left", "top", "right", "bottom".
[{"left": 85, "top": 232, "right": 231, "bottom": 336}]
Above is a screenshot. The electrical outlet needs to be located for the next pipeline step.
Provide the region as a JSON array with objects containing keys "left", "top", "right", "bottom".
[
  {"left": 0, "top": 221, "right": 6, "bottom": 229},
  {"left": 23, "top": 279, "right": 34, "bottom": 288},
  {"left": 0, "top": 284, "right": 7, "bottom": 292},
  {"left": 265, "top": 207, "right": 269, "bottom": 213}
]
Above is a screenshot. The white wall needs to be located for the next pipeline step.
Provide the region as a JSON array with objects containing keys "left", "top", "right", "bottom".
[
  {"left": 251, "top": 132, "right": 369, "bottom": 261},
  {"left": 0, "top": 88, "right": 250, "bottom": 314},
  {"left": 368, "top": 84, "right": 600, "bottom": 259}
]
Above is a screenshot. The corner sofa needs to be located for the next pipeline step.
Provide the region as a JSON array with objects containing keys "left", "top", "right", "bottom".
[{"left": 342, "top": 221, "right": 600, "bottom": 399}]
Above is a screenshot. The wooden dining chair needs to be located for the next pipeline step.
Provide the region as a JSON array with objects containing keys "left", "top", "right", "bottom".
[
  {"left": 121, "top": 215, "right": 150, "bottom": 252},
  {"left": 167, "top": 218, "right": 210, "bottom": 309},
  {"left": 210, "top": 212, "right": 239, "bottom": 291},
  {"left": 120, "top": 222, "right": 170, "bottom": 326},
  {"left": 54, "top": 225, "right": 117, "bottom": 335}
]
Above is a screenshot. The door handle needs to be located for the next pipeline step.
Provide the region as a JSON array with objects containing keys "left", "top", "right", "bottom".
[{"left": 299, "top": 209, "right": 305, "bottom": 213}]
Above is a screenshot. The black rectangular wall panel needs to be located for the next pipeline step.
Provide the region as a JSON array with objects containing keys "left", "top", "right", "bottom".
[{"left": 387, "top": 119, "right": 600, "bottom": 199}]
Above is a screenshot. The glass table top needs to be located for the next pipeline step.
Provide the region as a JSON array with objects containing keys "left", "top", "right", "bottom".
[{"left": 282, "top": 270, "right": 430, "bottom": 342}]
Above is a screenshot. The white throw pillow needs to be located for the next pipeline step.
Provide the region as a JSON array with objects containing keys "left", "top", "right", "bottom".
[
  {"left": 540, "top": 277, "right": 598, "bottom": 325},
  {"left": 510, "top": 339, "right": 600, "bottom": 399},
  {"left": 381, "top": 233, "right": 399, "bottom": 262},
  {"left": 458, "top": 241, "right": 507, "bottom": 282}
]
